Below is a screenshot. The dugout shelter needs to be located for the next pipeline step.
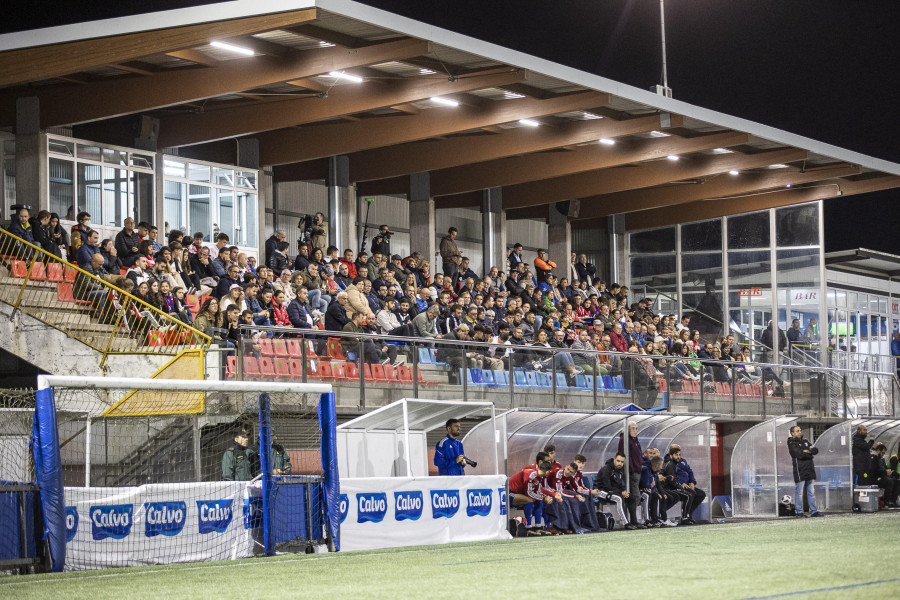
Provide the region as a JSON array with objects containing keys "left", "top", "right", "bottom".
[{"left": 730, "top": 415, "right": 802, "bottom": 517}]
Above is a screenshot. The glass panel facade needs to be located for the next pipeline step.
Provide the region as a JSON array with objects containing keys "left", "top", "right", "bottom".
[
  {"left": 49, "top": 157, "right": 73, "bottom": 218},
  {"left": 827, "top": 285, "right": 897, "bottom": 374},
  {"left": 1, "top": 137, "right": 15, "bottom": 218},
  {"left": 681, "top": 219, "right": 721, "bottom": 252},
  {"left": 776, "top": 248, "right": 821, "bottom": 365},
  {"left": 775, "top": 204, "right": 819, "bottom": 247},
  {"left": 682, "top": 253, "right": 724, "bottom": 335},
  {"left": 728, "top": 211, "right": 769, "bottom": 249}
]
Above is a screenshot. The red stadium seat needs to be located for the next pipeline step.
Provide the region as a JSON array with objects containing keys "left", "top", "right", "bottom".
[
  {"left": 273, "top": 357, "right": 291, "bottom": 379},
  {"left": 46, "top": 262, "right": 64, "bottom": 282},
  {"left": 396, "top": 365, "right": 413, "bottom": 383},
  {"left": 344, "top": 362, "right": 359, "bottom": 381},
  {"left": 381, "top": 364, "right": 398, "bottom": 382},
  {"left": 330, "top": 362, "right": 348, "bottom": 381},
  {"left": 258, "top": 357, "right": 276, "bottom": 379},
  {"left": 369, "top": 363, "right": 388, "bottom": 383},
  {"left": 10, "top": 260, "right": 27, "bottom": 278},
  {"left": 288, "top": 358, "right": 305, "bottom": 379},
  {"left": 56, "top": 282, "right": 91, "bottom": 305},
  {"left": 64, "top": 265, "right": 77, "bottom": 282},
  {"left": 225, "top": 356, "right": 236, "bottom": 379},
  {"left": 326, "top": 338, "right": 345, "bottom": 360},
  {"left": 313, "top": 361, "right": 333, "bottom": 381},
  {"left": 243, "top": 357, "right": 261, "bottom": 379},
  {"left": 272, "top": 338, "right": 289, "bottom": 357},
  {"left": 258, "top": 338, "right": 275, "bottom": 357}
]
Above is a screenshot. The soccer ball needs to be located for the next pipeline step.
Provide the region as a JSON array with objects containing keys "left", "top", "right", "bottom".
[{"left": 780, "top": 494, "right": 792, "bottom": 505}]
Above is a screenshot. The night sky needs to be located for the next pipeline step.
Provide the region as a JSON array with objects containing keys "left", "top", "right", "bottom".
[{"left": 7, "top": 1, "right": 900, "bottom": 252}]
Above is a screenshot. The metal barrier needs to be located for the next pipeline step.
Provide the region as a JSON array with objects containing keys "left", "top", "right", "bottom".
[
  {"left": 234, "top": 324, "right": 898, "bottom": 419},
  {"left": 0, "top": 226, "right": 211, "bottom": 367}
]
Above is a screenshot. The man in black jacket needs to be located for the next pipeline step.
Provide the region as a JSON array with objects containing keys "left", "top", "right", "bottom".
[
  {"left": 325, "top": 292, "right": 350, "bottom": 332},
  {"left": 787, "top": 426, "right": 822, "bottom": 517},
  {"left": 870, "top": 443, "right": 898, "bottom": 508},
  {"left": 593, "top": 453, "right": 640, "bottom": 530},
  {"left": 852, "top": 424, "right": 876, "bottom": 485},
  {"left": 115, "top": 217, "right": 142, "bottom": 267}
]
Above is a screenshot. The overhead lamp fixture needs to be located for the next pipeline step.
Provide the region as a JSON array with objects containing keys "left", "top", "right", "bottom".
[
  {"left": 769, "top": 163, "right": 789, "bottom": 169},
  {"left": 728, "top": 170, "right": 739, "bottom": 175},
  {"left": 786, "top": 184, "right": 792, "bottom": 188},
  {"left": 318, "top": 40, "right": 336, "bottom": 48},
  {"left": 419, "top": 68, "right": 436, "bottom": 75},
  {"left": 503, "top": 91, "right": 526, "bottom": 99},
  {"left": 582, "top": 111, "right": 603, "bottom": 120},
  {"left": 328, "top": 71, "right": 363, "bottom": 83},
  {"left": 712, "top": 147, "right": 733, "bottom": 154},
  {"left": 518, "top": 118, "right": 540, "bottom": 127},
  {"left": 209, "top": 41, "right": 255, "bottom": 56},
  {"left": 598, "top": 138, "right": 616, "bottom": 145},
  {"left": 430, "top": 96, "right": 459, "bottom": 107},
  {"left": 666, "top": 154, "right": 679, "bottom": 161},
  {"left": 649, "top": 130, "right": 671, "bottom": 138}
]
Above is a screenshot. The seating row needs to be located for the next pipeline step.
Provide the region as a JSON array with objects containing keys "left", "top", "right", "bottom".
[
  {"left": 225, "top": 355, "right": 435, "bottom": 385},
  {"left": 464, "top": 368, "right": 632, "bottom": 393},
  {"left": 9, "top": 259, "right": 77, "bottom": 282}
]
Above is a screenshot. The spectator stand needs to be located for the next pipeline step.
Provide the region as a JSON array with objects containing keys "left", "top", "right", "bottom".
[
  {"left": 808, "top": 417, "right": 900, "bottom": 512},
  {"left": 730, "top": 415, "right": 802, "bottom": 518},
  {"left": 335, "top": 399, "right": 508, "bottom": 551},
  {"left": 462, "top": 408, "right": 714, "bottom": 520}
]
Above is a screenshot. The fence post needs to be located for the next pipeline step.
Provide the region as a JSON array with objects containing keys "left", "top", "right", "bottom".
[
  {"left": 699, "top": 364, "right": 705, "bottom": 413},
  {"left": 842, "top": 374, "right": 848, "bottom": 418},
  {"left": 664, "top": 362, "right": 672, "bottom": 412},
  {"left": 300, "top": 337, "right": 308, "bottom": 383},
  {"left": 592, "top": 358, "right": 598, "bottom": 410},
  {"left": 551, "top": 350, "right": 557, "bottom": 408},
  {"left": 789, "top": 368, "right": 795, "bottom": 414},
  {"left": 509, "top": 356, "right": 515, "bottom": 409},
  {"left": 867, "top": 375, "right": 872, "bottom": 416},
  {"left": 761, "top": 370, "right": 767, "bottom": 417},
  {"left": 731, "top": 366, "right": 737, "bottom": 417},
  {"left": 461, "top": 347, "right": 468, "bottom": 402},
  {"left": 630, "top": 360, "right": 637, "bottom": 407},
  {"left": 412, "top": 341, "right": 419, "bottom": 398},
  {"left": 358, "top": 340, "right": 366, "bottom": 409}
]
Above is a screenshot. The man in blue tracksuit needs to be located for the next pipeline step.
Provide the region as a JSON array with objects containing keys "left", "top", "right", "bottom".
[
  {"left": 673, "top": 447, "right": 706, "bottom": 524},
  {"left": 434, "top": 418, "right": 466, "bottom": 476}
]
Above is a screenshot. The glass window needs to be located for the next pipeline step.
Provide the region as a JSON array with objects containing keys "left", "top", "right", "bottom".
[
  {"left": 727, "top": 250, "right": 772, "bottom": 357},
  {"left": 163, "top": 159, "right": 185, "bottom": 178},
  {"left": 237, "top": 171, "right": 257, "bottom": 190},
  {"left": 629, "top": 254, "right": 676, "bottom": 310},
  {"left": 775, "top": 248, "right": 821, "bottom": 344},
  {"left": 77, "top": 163, "right": 102, "bottom": 223},
  {"left": 236, "top": 190, "right": 258, "bottom": 247},
  {"left": 681, "top": 253, "right": 723, "bottom": 333},
  {"left": 630, "top": 227, "right": 675, "bottom": 254},
  {"left": 835, "top": 289, "right": 846, "bottom": 307},
  {"left": 102, "top": 148, "right": 128, "bottom": 166},
  {"left": 776, "top": 203, "right": 819, "bottom": 247},
  {"left": 217, "top": 188, "right": 234, "bottom": 243},
  {"left": 49, "top": 158, "right": 74, "bottom": 218},
  {"left": 76, "top": 143, "right": 101, "bottom": 162},
  {"left": 727, "top": 211, "right": 769, "bottom": 249},
  {"left": 164, "top": 180, "right": 187, "bottom": 234},
  {"left": 213, "top": 167, "right": 234, "bottom": 187},
  {"left": 848, "top": 293, "right": 858, "bottom": 310},
  {"left": 188, "top": 163, "right": 210, "bottom": 183},
  {"left": 102, "top": 167, "right": 131, "bottom": 227},
  {"left": 681, "top": 219, "right": 722, "bottom": 252},
  {"left": 48, "top": 139, "right": 74, "bottom": 157},
  {"left": 130, "top": 153, "right": 153, "bottom": 170},
  {"left": 189, "top": 184, "right": 211, "bottom": 238}
]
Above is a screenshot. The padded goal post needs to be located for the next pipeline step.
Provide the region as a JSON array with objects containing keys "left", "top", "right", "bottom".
[{"left": 34, "top": 376, "right": 338, "bottom": 572}]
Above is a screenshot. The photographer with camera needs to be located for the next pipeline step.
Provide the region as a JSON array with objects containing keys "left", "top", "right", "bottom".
[
  {"left": 434, "top": 418, "right": 474, "bottom": 476},
  {"left": 309, "top": 212, "right": 327, "bottom": 253},
  {"left": 371, "top": 224, "right": 392, "bottom": 257}
]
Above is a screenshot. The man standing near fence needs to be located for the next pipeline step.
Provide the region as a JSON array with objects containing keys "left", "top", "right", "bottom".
[{"left": 787, "top": 425, "right": 822, "bottom": 518}]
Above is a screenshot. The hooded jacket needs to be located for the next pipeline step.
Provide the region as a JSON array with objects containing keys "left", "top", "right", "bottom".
[{"left": 851, "top": 431, "right": 874, "bottom": 476}]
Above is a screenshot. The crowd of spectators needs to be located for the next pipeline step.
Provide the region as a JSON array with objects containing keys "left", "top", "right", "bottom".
[{"left": 508, "top": 440, "right": 706, "bottom": 535}]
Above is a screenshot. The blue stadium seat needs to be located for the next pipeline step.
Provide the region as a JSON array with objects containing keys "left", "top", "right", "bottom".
[
  {"left": 556, "top": 373, "right": 569, "bottom": 388},
  {"left": 525, "top": 370, "right": 539, "bottom": 388},
  {"left": 513, "top": 369, "right": 530, "bottom": 388},
  {"left": 466, "top": 368, "right": 488, "bottom": 387},
  {"left": 602, "top": 375, "right": 615, "bottom": 390},
  {"left": 481, "top": 369, "right": 497, "bottom": 387},
  {"left": 493, "top": 369, "right": 509, "bottom": 386},
  {"left": 536, "top": 372, "right": 552, "bottom": 388},
  {"left": 612, "top": 375, "right": 629, "bottom": 393},
  {"left": 432, "top": 348, "right": 448, "bottom": 366},
  {"left": 418, "top": 348, "right": 434, "bottom": 365},
  {"left": 584, "top": 374, "right": 595, "bottom": 390}
]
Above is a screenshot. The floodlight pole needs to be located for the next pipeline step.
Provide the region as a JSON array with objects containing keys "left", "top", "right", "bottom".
[{"left": 659, "top": 0, "right": 669, "bottom": 91}]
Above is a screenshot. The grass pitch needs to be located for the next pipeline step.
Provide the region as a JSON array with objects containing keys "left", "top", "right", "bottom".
[{"left": 3, "top": 512, "right": 899, "bottom": 600}]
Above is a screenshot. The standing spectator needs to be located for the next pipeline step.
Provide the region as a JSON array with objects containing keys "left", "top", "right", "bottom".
[
  {"left": 434, "top": 418, "right": 467, "bottom": 476},
  {"left": 618, "top": 422, "right": 644, "bottom": 505},
  {"left": 787, "top": 425, "right": 822, "bottom": 517},
  {"left": 69, "top": 211, "right": 94, "bottom": 261},
  {"left": 264, "top": 229, "right": 286, "bottom": 268},
  {"left": 852, "top": 424, "right": 876, "bottom": 485},
  {"left": 310, "top": 212, "right": 327, "bottom": 254},
  {"left": 575, "top": 254, "right": 596, "bottom": 283},
  {"left": 47, "top": 213, "right": 69, "bottom": 258},
  {"left": 371, "top": 224, "right": 392, "bottom": 257},
  {"left": 533, "top": 249, "right": 556, "bottom": 283},
  {"left": 267, "top": 241, "right": 291, "bottom": 276},
  {"left": 508, "top": 243, "right": 524, "bottom": 271},
  {"left": 115, "top": 217, "right": 142, "bottom": 267},
  {"left": 440, "top": 227, "right": 462, "bottom": 282}
]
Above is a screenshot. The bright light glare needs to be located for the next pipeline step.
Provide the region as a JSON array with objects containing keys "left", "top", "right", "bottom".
[
  {"left": 769, "top": 163, "right": 789, "bottom": 169},
  {"left": 598, "top": 138, "right": 616, "bottom": 145},
  {"left": 318, "top": 41, "right": 336, "bottom": 48},
  {"left": 712, "top": 147, "right": 733, "bottom": 154},
  {"left": 786, "top": 184, "right": 792, "bottom": 188},
  {"left": 420, "top": 68, "right": 436, "bottom": 75},
  {"left": 666, "top": 154, "right": 679, "bottom": 161},
  {"left": 729, "top": 170, "right": 739, "bottom": 175},
  {"left": 210, "top": 41, "right": 254, "bottom": 56},
  {"left": 430, "top": 96, "right": 459, "bottom": 107},
  {"left": 582, "top": 112, "right": 603, "bottom": 120},
  {"left": 328, "top": 71, "right": 363, "bottom": 83},
  {"left": 650, "top": 130, "right": 671, "bottom": 138},
  {"left": 518, "top": 119, "right": 540, "bottom": 127}
]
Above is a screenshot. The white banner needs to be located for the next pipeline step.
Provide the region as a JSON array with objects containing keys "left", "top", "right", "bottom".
[
  {"left": 339, "top": 475, "right": 511, "bottom": 551},
  {"left": 64, "top": 482, "right": 257, "bottom": 570}
]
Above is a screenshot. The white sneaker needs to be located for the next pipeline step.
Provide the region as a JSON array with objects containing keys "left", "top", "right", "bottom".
[
  {"left": 663, "top": 519, "right": 678, "bottom": 527},
  {"left": 380, "top": 357, "right": 391, "bottom": 365},
  {"left": 392, "top": 356, "right": 406, "bottom": 366}
]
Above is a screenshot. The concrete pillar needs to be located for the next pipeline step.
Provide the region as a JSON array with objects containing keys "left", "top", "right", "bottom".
[
  {"left": 481, "top": 187, "right": 506, "bottom": 273},
  {"left": 548, "top": 201, "right": 571, "bottom": 281},
  {"left": 327, "top": 155, "right": 350, "bottom": 252},
  {"left": 15, "top": 97, "right": 48, "bottom": 212},
  {"left": 343, "top": 183, "right": 358, "bottom": 256},
  {"left": 408, "top": 172, "right": 436, "bottom": 267}
]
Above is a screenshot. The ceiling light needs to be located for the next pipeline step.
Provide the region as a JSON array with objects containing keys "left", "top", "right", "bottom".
[
  {"left": 518, "top": 119, "right": 540, "bottom": 127},
  {"left": 419, "top": 68, "right": 436, "bottom": 75},
  {"left": 712, "top": 147, "right": 733, "bottom": 154},
  {"left": 649, "top": 130, "right": 671, "bottom": 138},
  {"left": 430, "top": 96, "right": 459, "bottom": 107},
  {"left": 582, "top": 112, "right": 603, "bottom": 120},
  {"left": 328, "top": 71, "right": 363, "bottom": 83},
  {"left": 318, "top": 41, "right": 336, "bottom": 48},
  {"left": 769, "top": 163, "right": 789, "bottom": 169},
  {"left": 210, "top": 41, "right": 255, "bottom": 56},
  {"left": 503, "top": 91, "right": 526, "bottom": 99},
  {"left": 786, "top": 184, "right": 792, "bottom": 188},
  {"left": 666, "top": 154, "right": 679, "bottom": 161},
  {"left": 729, "top": 170, "right": 739, "bottom": 175},
  {"left": 598, "top": 138, "right": 616, "bottom": 145}
]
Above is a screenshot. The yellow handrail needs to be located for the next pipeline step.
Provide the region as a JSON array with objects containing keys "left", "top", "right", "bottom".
[{"left": 0, "top": 226, "right": 212, "bottom": 367}]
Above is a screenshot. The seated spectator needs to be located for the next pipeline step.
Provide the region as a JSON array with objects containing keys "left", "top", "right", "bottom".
[
  {"left": 75, "top": 229, "right": 101, "bottom": 269},
  {"left": 325, "top": 291, "right": 351, "bottom": 331},
  {"left": 339, "top": 249, "right": 358, "bottom": 278},
  {"left": 594, "top": 452, "right": 640, "bottom": 530},
  {"left": 661, "top": 445, "right": 703, "bottom": 525},
  {"left": 126, "top": 256, "right": 151, "bottom": 288},
  {"left": 269, "top": 290, "right": 291, "bottom": 327},
  {"left": 376, "top": 296, "right": 413, "bottom": 337},
  {"left": 240, "top": 309, "right": 263, "bottom": 359},
  {"left": 287, "top": 286, "right": 316, "bottom": 330},
  {"left": 345, "top": 277, "right": 373, "bottom": 321},
  {"left": 212, "top": 264, "right": 242, "bottom": 300},
  {"left": 5, "top": 206, "right": 36, "bottom": 260},
  {"left": 341, "top": 311, "right": 401, "bottom": 365},
  {"left": 219, "top": 283, "right": 246, "bottom": 316},
  {"left": 193, "top": 297, "right": 222, "bottom": 335},
  {"left": 302, "top": 263, "right": 330, "bottom": 313},
  {"left": 68, "top": 211, "right": 93, "bottom": 261},
  {"left": 190, "top": 246, "right": 218, "bottom": 291},
  {"left": 335, "top": 262, "right": 353, "bottom": 289},
  {"left": 74, "top": 253, "right": 110, "bottom": 316}
]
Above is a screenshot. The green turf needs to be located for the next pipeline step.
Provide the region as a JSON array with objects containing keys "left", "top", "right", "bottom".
[{"left": 3, "top": 512, "right": 899, "bottom": 600}]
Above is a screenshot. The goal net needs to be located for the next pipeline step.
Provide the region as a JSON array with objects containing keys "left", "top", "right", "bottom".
[{"left": 31, "top": 376, "right": 339, "bottom": 572}]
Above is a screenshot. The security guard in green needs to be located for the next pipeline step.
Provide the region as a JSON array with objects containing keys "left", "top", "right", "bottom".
[{"left": 222, "top": 429, "right": 256, "bottom": 481}]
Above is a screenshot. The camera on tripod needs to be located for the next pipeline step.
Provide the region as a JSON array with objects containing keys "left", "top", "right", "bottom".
[{"left": 297, "top": 214, "right": 314, "bottom": 249}]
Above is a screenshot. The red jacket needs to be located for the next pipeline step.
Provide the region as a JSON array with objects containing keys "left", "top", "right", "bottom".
[
  {"left": 609, "top": 330, "right": 627, "bottom": 352},
  {"left": 271, "top": 302, "right": 290, "bottom": 326},
  {"left": 339, "top": 258, "right": 357, "bottom": 278},
  {"left": 509, "top": 468, "right": 548, "bottom": 500}
]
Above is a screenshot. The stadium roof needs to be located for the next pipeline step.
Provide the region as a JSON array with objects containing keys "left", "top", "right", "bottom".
[
  {"left": 2, "top": 0, "right": 899, "bottom": 228},
  {"left": 825, "top": 248, "right": 900, "bottom": 279}
]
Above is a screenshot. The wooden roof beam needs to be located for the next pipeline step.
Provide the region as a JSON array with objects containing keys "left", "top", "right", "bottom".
[
  {"left": 0, "top": 37, "right": 431, "bottom": 128},
  {"left": 353, "top": 113, "right": 671, "bottom": 193},
  {"left": 257, "top": 90, "right": 608, "bottom": 166},
  {"left": 575, "top": 164, "right": 860, "bottom": 220},
  {"left": 159, "top": 67, "right": 524, "bottom": 147},
  {"left": 0, "top": 8, "right": 318, "bottom": 88}
]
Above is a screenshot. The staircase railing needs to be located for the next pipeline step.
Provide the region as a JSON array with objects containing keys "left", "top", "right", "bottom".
[{"left": 0, "top": 225, "right": 211, "bottom": 367}]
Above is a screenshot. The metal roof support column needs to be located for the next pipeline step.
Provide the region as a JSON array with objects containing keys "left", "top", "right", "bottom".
[
  {"left": 327, "top": 155, "right": 350, "bottom": 253},
  {"left": 548, "top": 201, "right": 571, "bottom": 281},
  {"left": 15, "top": 96, "right": 48, "bottom": 212},
  {"left": 409, "top": 171, "right": 435, "bottom": 269},
  {"left": 481, "top": 187, "right": 504, "bottom": 274}
]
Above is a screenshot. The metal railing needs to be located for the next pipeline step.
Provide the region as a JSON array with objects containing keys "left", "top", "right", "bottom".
[
  {"left": 0, "top": 226, "right": 211, "bottom": 367},
  {"left": 231, "top": 323, "right": 898, "bottom": 419}
]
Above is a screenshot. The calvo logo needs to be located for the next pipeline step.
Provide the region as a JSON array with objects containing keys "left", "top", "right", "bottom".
[
  {"left": 144, "top": 501, "right": 187, "bottom": 537},
  {"left": 197, "top": 499, "right": 233, "bottom": 534},
  {"left": 394, "top": 491, "right": 423, "bottom": 521},
  {"left": 339, "top": 494, "right": 349, "bottom": 524},
  {"left": 498, "top": 488, "right": 507, "bottom": 516},
  {"left": 65, "top": 507, "right": 78, "bottom": 542},
  {"left": 90, "top": 504, "right": 134, "bottom": 541},
  {"left": 466, "top": 489, "right": 493, "bottom": 517},
  {"left": 357, "top": 493, "right": 387, "bottom": 524},
  {"left": 430, "top": 489, "right": 460, "bottom": 519}
]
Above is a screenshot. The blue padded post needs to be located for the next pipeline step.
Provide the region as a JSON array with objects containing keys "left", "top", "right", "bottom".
[
  {"left": 258, "top": 393, "right": 275, "bottom": 556},
  {"left": 318, "top": 392, "right": 340, "bottom": 551},
  {"left": 32, "top": 386, "right": 65, "bottom": 572}
]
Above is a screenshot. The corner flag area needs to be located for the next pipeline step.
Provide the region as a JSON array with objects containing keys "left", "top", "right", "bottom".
[{"left": 4, "top": 512, "right": 898, "bottom": 600}]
